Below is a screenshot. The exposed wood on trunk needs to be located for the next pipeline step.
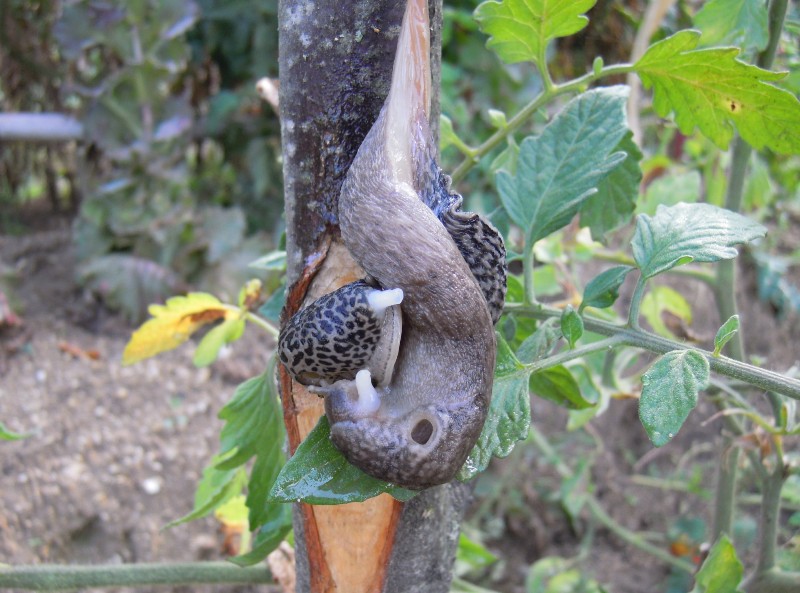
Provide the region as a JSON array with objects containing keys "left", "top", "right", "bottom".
[{"left": 278, "top": 1, "right": 465, "bottom": 592}]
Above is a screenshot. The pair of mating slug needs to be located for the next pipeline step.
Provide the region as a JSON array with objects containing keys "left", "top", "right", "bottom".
[{"left": 278, "top": 0, "right": 506, "bottom": 490}]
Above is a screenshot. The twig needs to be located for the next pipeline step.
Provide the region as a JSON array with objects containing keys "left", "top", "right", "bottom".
[{"left": 0, "top": 562, "right": 273, "bottom": 591}]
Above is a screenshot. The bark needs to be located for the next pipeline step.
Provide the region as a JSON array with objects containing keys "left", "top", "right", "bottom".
[{"left": 278, "top": 1, "right": 467, "bottom": 592}]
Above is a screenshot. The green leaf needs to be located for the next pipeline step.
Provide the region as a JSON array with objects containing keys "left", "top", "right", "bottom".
[
  {"left": 193, "top": 318, "right": 245, "bottom": 367},
  {"left": 217, "top": 357, "right": 286, "bottom": 529},
  {"left": 635, "top": 30, "right": 800, "bottom": 154},
  {"left": 641, "top": 285, "right": 692, "bottom": 338},
  {"left": 229, "top": 505, "right": 292, "bottom": 567},
  {"left": 455, "top": 533, "right": 498, "bottom": 576},
  {"left": 694, "top": 0, "right": 768, "bottom": 52},
  {"left": 458, "top": 334, "right": 531, "bottom": 481},
  {"left": 249, "top": 250, "right": 287, "bottom": 271},
  {"left": 632, "top": 202, "right": 766, "bottom": 280},
  {"left": 166, "top": 453, "right": 248, "bottom": 528},
  {"left": 713, "top": 315, "right": 740, "bottom": 357},
  {"left": 496, "top": 86, "right": 629, "bottom": 244},
  {"left": 0, "top": 422, "right": 27, "bottom": 441},
  {"left": 690, "top": 535, "right": 743, "bottom": 593},
  {"left": 560, "top": 306, "right": 583, "bottom": 349},
  {"left": 530, "top": 365, "right": 593, "bottom": 410},
  {"left": 638, "top": 170, "right": 701, "bottom": 216},
  {"left": 258, "top": 281, "right": 285, "bottom": 324},
  {"left": 579, "top": 266, "right": 633, "bottom": 313},
  {"left": 516, "top": 318, "right": 559, "bottom": 363},
  {"left": 440, "top": 114, "right": 471, "bottom": 155},
  {"left": 268, "top": 416, "right": 417, "bottom": 505},
  {"left": 474, "top": 0, "right": 596, "bottom": 66},
  {"left": 490, "top": 137, "right": 520, "bottom": 176},
  {"left": 579, "top": 132, "right": 642, "bottom": 242},
  {"left": 560, "top": 458, "right": 589, "bottom": 522},
  {"left": 639, "top": 350, "right": 709, "bottom": 447}
]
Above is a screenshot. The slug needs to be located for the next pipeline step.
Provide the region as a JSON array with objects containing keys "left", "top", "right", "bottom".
[{"left": 278, "top": 0, "right": 506, "bottom": 490}]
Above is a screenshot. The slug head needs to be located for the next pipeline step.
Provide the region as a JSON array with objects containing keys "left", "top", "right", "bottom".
[{"left": 322, "top": 375, "right": 487, "bottom": 489}]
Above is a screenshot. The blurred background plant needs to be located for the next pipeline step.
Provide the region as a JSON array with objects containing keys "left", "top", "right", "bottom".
[
  {"left": 2, "top": 1, "right": 800, "bottom": 592},
  {"left": 1, "top": 0, "right": 284, "bottom": 322}
]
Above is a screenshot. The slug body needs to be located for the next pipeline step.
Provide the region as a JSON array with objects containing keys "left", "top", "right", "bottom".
[{"left": 279, "top": 0, "right": 505, "bottom": 489}]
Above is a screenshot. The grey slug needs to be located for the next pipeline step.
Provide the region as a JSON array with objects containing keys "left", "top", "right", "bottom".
[{"left": 278, "top": 0, "right": 506, "bottom": 490}]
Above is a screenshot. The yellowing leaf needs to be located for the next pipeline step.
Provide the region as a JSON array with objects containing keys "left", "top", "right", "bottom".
[
  {"left": 215, "top": 494, "right": 250, "bottom": 530},
  {"left": 122, "top": 293, "right": 235, "bottom": 365},
  {"left": 475, "top": 0, "right": 596, "bottom": 66},
  {"left": 635, "top": 30, "right": 800, "bottom": 154}
]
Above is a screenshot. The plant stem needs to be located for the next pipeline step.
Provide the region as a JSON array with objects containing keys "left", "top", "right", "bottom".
[
  {"left": 523, "top": 237, "right": 537, "bottom": 305},
  {"left": 449, "top": 63, "right": 634, "bottom": 184},
  {"left": 504, "top": 303, "right": 800, "bottom": 400},
  {"left": 711, "top": 0, "right": 789, "bottom": 561},
  {"left": 525, "top": 336, "right": 622, "bottom": 375},
  {"left": 0, "top": 562, "right": 273, "bottom": 591},
  {"left": 627, "top": 274, "right": 647, "bottom": 329},
  {"left": 245, "top": 311, "right": 280, "bottom": 338},
  {"left": 756, "top": 465, "right": 785, "bottom": 574},
  {"left": 528, "top": 427, "right": 695, "bottom": 574},
  {"left": 712, "top": 447, "right": 741, "bottom": 538}
]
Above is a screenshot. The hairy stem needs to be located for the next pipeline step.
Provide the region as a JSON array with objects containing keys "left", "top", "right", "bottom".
[
  {"left": 711, "top": 0, "right": 789, "bottom": 564},
  {"left": 523, "top": 237, "right": 537, "bottom": 305},
  {"left": 525, "top": 336, "right": 622, "bottom": 375},
  {"left": 0, "top": 562, "right": 273, "bottom": 591},
  {"left": 450, "top": 63, "right": 634, "bottom": 184},
  {"left": 504, "top": 303, "right": 800, "bottom": 400},
  {"left": 627, "top": 275, "right": 647, "bottom": 329}
]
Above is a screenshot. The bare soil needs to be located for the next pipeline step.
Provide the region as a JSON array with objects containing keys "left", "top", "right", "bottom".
[{"left": 1, "top": 212, "right": 798, "bottom": 593}]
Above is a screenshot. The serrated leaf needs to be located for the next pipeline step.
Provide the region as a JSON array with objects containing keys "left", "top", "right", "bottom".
[
  {"left": 166, "top": 452, "right": 248, "bottom": 528},
  {"left": 474, "top": 0, "right": 596, "bottom": 65},
  {"left": 694, "top": 0, "right": 768, "bottom": 52},
  {"left": 579, "top": 132, "right": 642, "bottom": 242},
  {"left": 632, "top": 202, "right": 766, "bottom": 280},
  {"left": 217, "top": 358, "right": 286, "bottom": 529},
  {"left": 458, "top": 334, "right": 531, "bottom": 481},
  {"left": 635, "top": 30, "right": 800, "bottom": 154},
  {"left": 579, "top": 266, "right": 633, "bottom": 313},
  {"left": 268, "top": 416, "right": 416, "bottom": 505},
  {"left": 530, "top": 365, "right": 593, "bottom": 410},
  {"left": 516, "top": 318, "right": 559, "bottom": 363},
  {"left": 639, "top": 350, "right": 709, "bottom": 447},
  {"left": 641, "top": 285, "right": 692, "bottom": 338},
  {"left": 690, "top": 535, "right": 743, "bottom": 593},
  {"left": 193, "top": 318, "right": 245, "bottom": 367},
  {"left": 0, "top": 422, "right": 27, "bottom": 441},
  {"left": 713, "top": 315, "right": 740, "bottom": 357},
  {"left": 560, "top": 306, "right": 583, "bottom": 349},
  {"left": 496, "top": 86, "right": 629, "bottom": 245},
  {"left": 123, "top": 293, "right": 235, "bottom": 365}
]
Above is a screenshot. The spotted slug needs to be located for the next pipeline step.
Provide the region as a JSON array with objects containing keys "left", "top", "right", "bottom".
[{"left": 278, "top": 0, "right": 506, "bottom": 490}]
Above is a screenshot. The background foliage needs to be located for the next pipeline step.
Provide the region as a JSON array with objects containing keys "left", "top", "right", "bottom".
[{"left": 2, "top": 1, "right": 800, "bottom": 592}]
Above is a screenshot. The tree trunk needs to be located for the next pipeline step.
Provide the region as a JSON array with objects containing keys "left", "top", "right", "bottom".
[{"left": 277, "top": 1, "right": 468, "bottom": 592}]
